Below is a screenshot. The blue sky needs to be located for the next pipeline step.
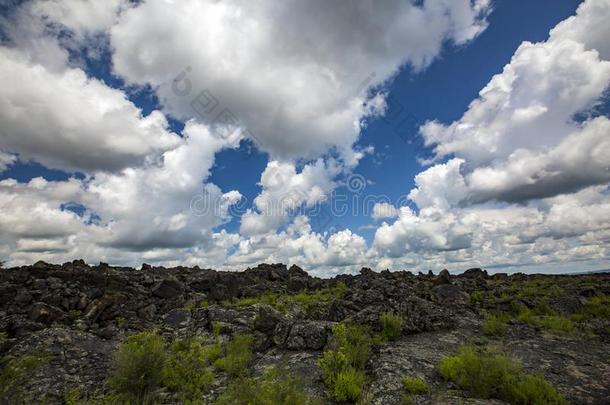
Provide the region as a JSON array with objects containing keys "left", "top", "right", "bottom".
[{"left": 0, "top": 0, "right": 608, "bottom": 275}]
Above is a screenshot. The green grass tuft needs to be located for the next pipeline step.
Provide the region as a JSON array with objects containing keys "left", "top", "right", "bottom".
[
  {"left": 107, "top": 331, "right": 166, "bottom": 404},
  {"left": 379, "top": 312, "right": 403, "bottom": 342},
  {"left": 213, "top": 333, "right": 253, "bottom": 377},
  {"left": 0, "top": 354, "right": 47, "bottom": 402},
  {"left": 215, "top": 365, "right": 320, "bottom": 405},
  {"left": 438, "top": 346, "right": 566, "bottom": 405},
  {"left": 402, "top": 376, "right": 429, "bottom": 395},
  {"left": 163, "top": 336, "right": 218, "bottom": 401},
  {"left": 319, "top": 323, "right": 371, "bottom": 402},
  {"left": 484, "top": 313, "right": 509, "bottom": 337}
]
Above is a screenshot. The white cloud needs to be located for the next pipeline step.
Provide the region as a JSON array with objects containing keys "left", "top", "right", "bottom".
[
  {"left": 372, "top": 202, "right": 399, "bottom": 220},
  {"left": 0, "top": 46, "right": 180, "bottom": 173},
  {"left": 419, "top": 0, "right": 610, "bottom": 204},
  {"left": 110, "top": 0, "right": 490, "bottom": 161},
  {"left": 240, "top": 159, "right": 339, "bottom": 236}
]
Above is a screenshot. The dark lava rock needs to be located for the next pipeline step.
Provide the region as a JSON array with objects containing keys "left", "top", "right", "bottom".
[
  {"left": 285, "top": 321, "right": 333, "bottom": 350},
  {"left": 434, "top": 268, "right": 452, "bottom": 285},
  {"left": 29, "top": 302, "right": 65, "bottom": 325},
  {"left": 459, "top": 268, "right": 488, "bottom": 279},
  {"left": 432, "top": 284, "right": 470, "bottom": 305},
  {"left": 254, "top": 305, "right": 283, "bottom": 333},
  {"left": 152, "top": 278, "right": 184, "bottom": 299}
]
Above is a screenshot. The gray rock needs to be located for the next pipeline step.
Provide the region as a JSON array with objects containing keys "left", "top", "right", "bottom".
[
  {"left": 152, "top": 278, "right": 184, "bottom": 299},
  {"left": 285, "top": 321, "right": 333, "bottom": 350},
  {"left": 163, "top": 309, "right": 191, "bottom": 328},
  {"left": 28, "top": 302, "right": 64, "bottom": 325},
  {"left": 254, "top": 305, "right": 283, "bottom": 333},
  {"left": 432, "top": 284, "right": 470, "bottom": 306}
]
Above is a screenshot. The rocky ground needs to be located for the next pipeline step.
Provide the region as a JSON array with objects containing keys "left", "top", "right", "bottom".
[{"left": 1, "top": 260, "right": 609, "bottom": 404}]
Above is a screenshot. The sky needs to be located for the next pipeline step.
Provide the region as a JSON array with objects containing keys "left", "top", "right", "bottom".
[{"left": 0, "top": 0, "right": 609, "bottom": 276}]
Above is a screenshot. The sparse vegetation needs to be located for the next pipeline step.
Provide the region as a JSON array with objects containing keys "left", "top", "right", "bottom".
[
  {"left": 0, "top": 354, "right": 47, "bottom": 402},
  {"left": 223, "top": 282, "right": 347, "bottom": 315},
  {"left": 215, "top": 365, "right": 320, "bottom": 405},
  {"left": 470, "top": 291, "right": 484, "bottom": 305},
  {"left": 107, "top": 331, "right": 166, "bottom": 404},
  {"left": 438, "top": 346, "right": 567, "bottom": 405},
  {"left": 484, "top": 313, "right": 509, "bottom": 337},
  {"left": 163, "top": 336, "right": 219, "bottom": 402},
  {"left": 402, "top": 375, "right": 429, "bottom": 394},
  {"left": 319, "top": 323, "right": 371, "bottom": 402},
  {"left": 379, "top": 311, "right": 403, "bottom": 342},
  {"left": 213, "top": 333, "right": 253, "bottom": 377}
]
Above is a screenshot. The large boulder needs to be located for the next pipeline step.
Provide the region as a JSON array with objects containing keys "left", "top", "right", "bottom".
[
  {"left": 29, "top": 302, "right": 65, "bottom": 325},
  {"left": 152, "top": 278, "right": 184, "bottom": 299},
  {"left": 432, "top": 284, "right": 469, "bottom": 306},
  {"left": 434, "top": 269, "right": 452, "bottom": 285},
  {"left": 460, "top": 268, "right": 488, "bottom": 279},
  {"left": 253, "top": 305, "right": 283, "bottom": 333},
  {"left": 285, "top": 321, "right": 334, "bottom": 350}
]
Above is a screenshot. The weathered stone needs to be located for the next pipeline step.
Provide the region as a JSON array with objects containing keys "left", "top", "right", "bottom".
[
  {"left": 432, "top": 284, "right": 470, "bottom": 306},
  {"left": 285, "top": 321, "right": 333, "bottom": 350},
  {"left": 253, "top": 305, "right": 283, "bottom": 333},
  {"left": 152, "top": 278, "right": 184, "bottom": 299},
  {"left": 434, "top": 269, "right": 452, "bottom": 285},
  {"left": 163, "top": 309, "right": 191, "bottom": 328},
  {"left": 29, "top": 302, "right": 64, "bottom": 325}
]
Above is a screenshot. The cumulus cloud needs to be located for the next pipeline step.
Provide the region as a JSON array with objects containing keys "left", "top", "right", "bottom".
[
  {"left": 110, "top": 0, "right": 490, "bottom": 161},
  {"left": 240, "top": 159, "right": 339, "bottom": 236},
  {"left": 372, "top": 202, "right": 399, "bottom": 220},
  {"left": 420, "top": 0, "right": 610, "bottom": 204},
  {"left": 0, "top": 46, "right": 180, "bottom": 173},
  {"left": 371, "top": 0, "right": 610, "bottom": 273},
  {"left": 0, "top": 122, "right": 243, "bottom": 266}
]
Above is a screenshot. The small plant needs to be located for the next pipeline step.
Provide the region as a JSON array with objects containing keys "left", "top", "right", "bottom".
[
  {"left": 438, "top": 346, "right": 566, "bottom": 405},
  {"left": 163, "top": 336, "right": 217, "bottom": 401},
  {"left": 186, "top": 299, "right": 209, "bottom": 312},
  {"left": 379, "top": 312, "right": 403, "bottom": 342},
  {"left": 484, "top": 313, "right": 509, "bottom": 337},
  {"left": 115, "top": 316, "right": 127, "bottom": 329},
  {"left": 68, "top": 310, "right": 81, "bottom": 323},
  {"left": 216, "top": 365, "right": 320, "bottom": 404},
  {"left": 214, "top": 333, "right": 253, "bottom": 377},
  {"left": 0, "top": 354, "right": 47, "bottom": 402},
  {"left": 470, "top": 291, "right": 484, "bottom": 305},
  {"left": 402, "top": 375, "right": 429, "bottom": 394},
  {"left": 107, "top": 331, "right": 166, "bottom": 404},
  {"left": 332, "top": 368, "right": 366, "bottom": 402},
  {"left": 537, "top": 316, "right": 574, "bottom": 334},
  {"left": 319, "top": 324, "right": 371, "bottom": 402},
  {"left": 580, "top": 295, "right": 610, "bottom": 319},
  {"left": 222, "top": 283, "right": 347, "bottom": 315}
]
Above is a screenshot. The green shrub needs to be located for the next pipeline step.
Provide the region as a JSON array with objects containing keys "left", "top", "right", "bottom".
[
  {"left": 107, "top": 331, "right": 166, "bottom": 404},
  {"left": 332, "top": 368, "right": 365, "bottom": 402},
  {"left": 580, "top": 295, "right": 610, "bottom": 319},
  {"left": 163, "top": 336, "right": 217, "bottom": 401},
  {"left": 215, "top": 366, "right": 320, "bottom": 405},
  {"left": 402, "top": 376, "right": 429, "bottom": 394},
  {"left": 223, "top": 283, "right": 347, "bottom": 315},
  {"left": 438, "top": 346, "right": 566, "bottom": 405},
  {"left": 214, "top": 333, "right": 253, "bottom": 377},
  {"left": 379, "top": 312, "right": 403, "bottom": 342},
  {"left": 484, "top": 313, "right": 509, "bottom": 337},
  {"left": 537, "top": 316, "right": 574, "bottom": 334},
  {"left": 508, "top": 374, "right": 568, "bottom": 405},
  {"left": 470, "top": 291, "right": 484, "bottom": 305},
  {"left": 0, "top": 354, "right": 47, "bottom": 402},
  {"left": 319, "top": 324, "right": 371, "bottom": 402}
]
